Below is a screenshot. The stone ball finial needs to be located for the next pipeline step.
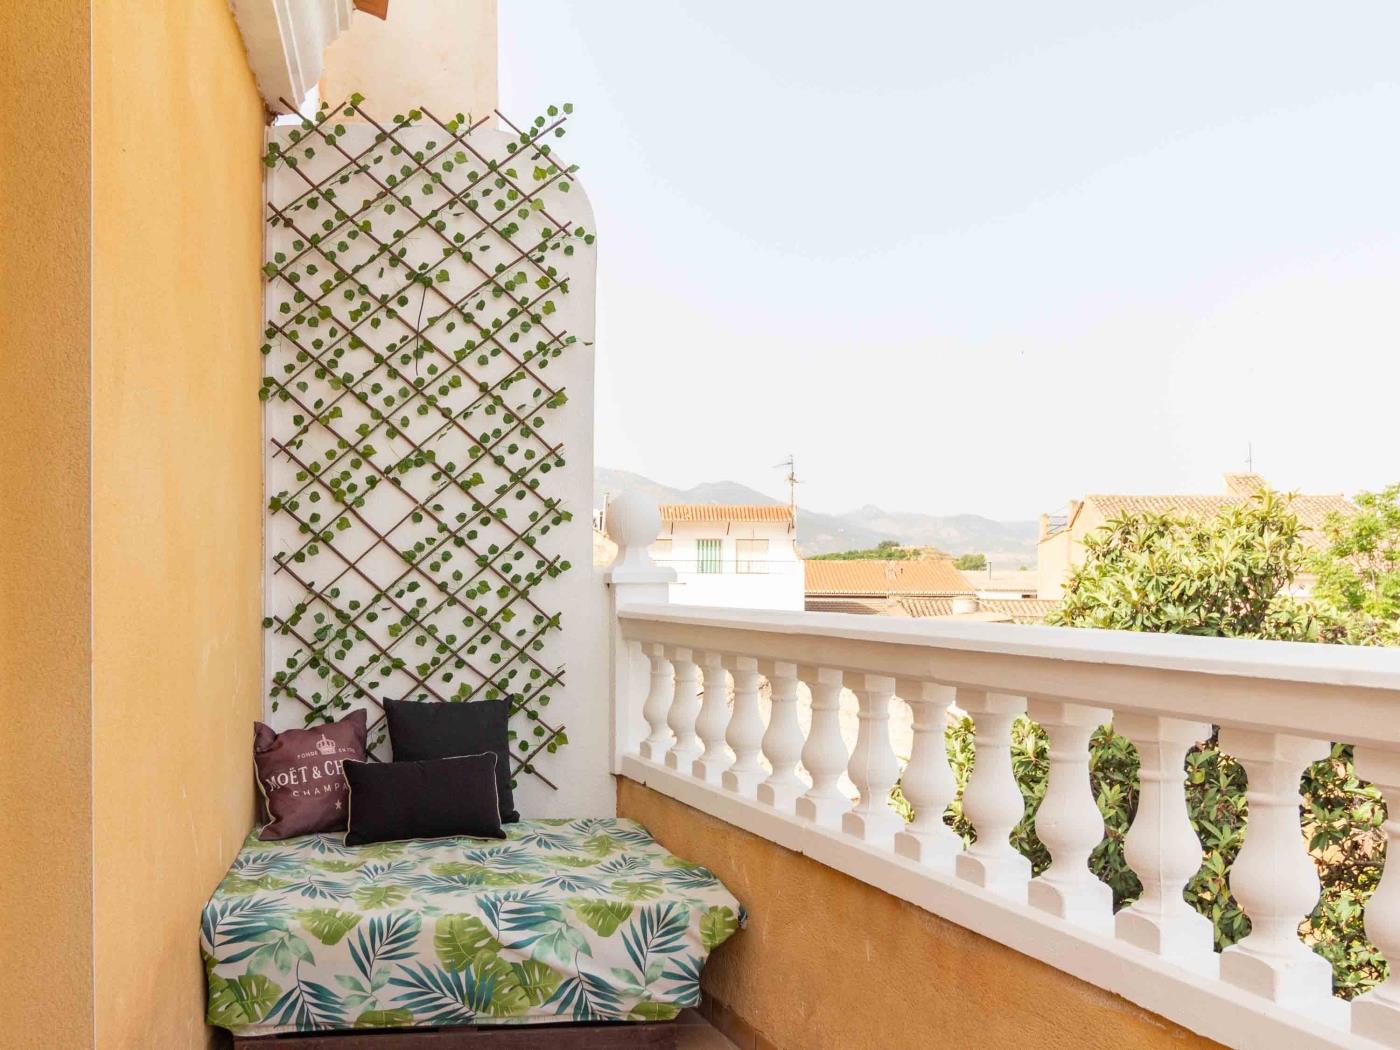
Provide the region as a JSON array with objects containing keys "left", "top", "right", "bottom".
[
  {"left": 606, "top": 490, "right": 661, "bottom": 551},
  {"left": 605, "top": 491, "right": 673, "bottom": 582}
]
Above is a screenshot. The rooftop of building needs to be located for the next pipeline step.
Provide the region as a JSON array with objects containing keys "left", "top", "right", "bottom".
[
  {"left": 803, "top": 558, "right": 973, "bottom": 597},
  {"left": 659, "top": 503, "right": 795, "bottom": 526}
]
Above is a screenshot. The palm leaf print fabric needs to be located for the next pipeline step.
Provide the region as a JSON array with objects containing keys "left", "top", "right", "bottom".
[{"left": 201, "top": 818, "right": 744, "bottom": 1036}]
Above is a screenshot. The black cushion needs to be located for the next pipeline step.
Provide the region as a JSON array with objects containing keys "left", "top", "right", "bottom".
[
  {"left": 384, "top": 698, "right": 519, "bottom": 823},
  {"left": 343, "top": 754, "right": 506, "bottom": 846}
]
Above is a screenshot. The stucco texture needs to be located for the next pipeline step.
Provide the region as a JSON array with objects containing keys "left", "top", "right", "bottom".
[
  {"left": 321, "top": 0, "right": 498, "bottom": 120},
  {"left": 618, "top": 779, "right": 1225, "bottom": 1050},
  {"left": 90, "top": 1, "right": 266, "bottom": 1047},
  {"left": 0, "top": 2, "right": 95, "bottom": 1046}
]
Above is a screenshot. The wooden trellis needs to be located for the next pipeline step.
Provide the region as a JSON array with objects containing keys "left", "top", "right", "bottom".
[{"left": 260, "top": 98, "right": 594, "bottom": 788}]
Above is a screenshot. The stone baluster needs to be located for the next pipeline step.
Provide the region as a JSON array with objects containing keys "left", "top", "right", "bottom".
[
  {"left": 954, "top": 690, "right": 1031, "bottom": 898},
  {"left": 691, "top": 652, "right": 731, "bottom": 784},
  {"left": 664, "top": 647, "right": 702, "bottom": 772},
  {"left": 1217, "top": 729, "right": 1334, "bottom": 1019},
  {"left": 893, "top": 680, "right": 962, "bottom": 868},
  {"left": 638, "top": 643, "right": 674, "bottom": 761},
  {"left": 603, "top": 491, "right": 675, "bottom": 771},
  {"left": 1352, "top": 748, "right": 1400, "bottom": 1046},
  {"left": 796, "top": 667, "right": 849, "bottom": 826},
  {"left": 841, "top": 674, "right": 902, "bottom": 849},
  {"left": 1113, "top": 715, "right": 1215, "bottom": 972},
  {"left": 757, "top": 661, "right": 806, "bottom": 811},
  {"left": 721, "top": 656, "right": 765, "bottom": 797},
  {"left": 1026, "top": 699, "right": 1112, "bottom": 929}
]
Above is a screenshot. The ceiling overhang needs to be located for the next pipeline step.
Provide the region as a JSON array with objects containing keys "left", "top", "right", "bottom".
[{"left": 230, "top": 0, "right": 356, "bottom": 115}]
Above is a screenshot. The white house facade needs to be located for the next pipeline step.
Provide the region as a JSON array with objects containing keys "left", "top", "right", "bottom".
[{"left": 650, "top": 504, "right": 803, "bottom": 611}]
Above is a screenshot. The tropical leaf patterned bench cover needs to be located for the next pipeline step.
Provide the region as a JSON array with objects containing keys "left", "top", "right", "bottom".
[{"left": 201, "top": 818, "right": 744, "bottom": 1037}]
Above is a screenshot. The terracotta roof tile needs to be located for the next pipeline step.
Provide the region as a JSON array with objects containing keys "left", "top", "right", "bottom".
[
  {"left": 894, "top": 596, "right": 956, "bottom": 617},
  {"left": 1085, "top": 492, "right": 1350, "bottom": 543},
  {"left": 804, "top": 597, "right": 889, "bottom": 615},
  {"left": 897, "top": 597, "right": 1060, "bottom": 623},
  {"left": 659, "top": 503, "right": 794, "bottom": 525},
  {"left": 1223, "top": 473, "right": 1267, "bottom": 495},
  {"left": 804, "top": 559, "right": 973, "bottom": 597},
  {"left": 959, "top": 569, "right": 1039, "bottom": 594}
]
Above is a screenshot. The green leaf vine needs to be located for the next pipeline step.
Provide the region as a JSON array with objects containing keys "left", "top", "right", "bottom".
[{"left": 259, "top": 98, "right": 592, "bottom": 787}]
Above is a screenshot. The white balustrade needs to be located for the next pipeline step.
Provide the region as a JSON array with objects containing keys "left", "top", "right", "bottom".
[
  {"left": 721, "top": 655, "right": 765, "bottom": 797},
  {"left": 757, "top": 661, "right": 806, "bottom": 811},
  {"left": 1217, "top": 730, "right": 1335, "bottom": 1020},
  {"left": 1026, "top": 698, "right": 1112, "bottom": 928},
  {"left": 841, "top": 674, "right": 902, "bottom": 848},
  {"left": 638, "top": 642, "right": 674, "bottom": 761},
  {"left": 954, "top": 689, "right": 1031, "bottom": 897},
  {"left": 607, "top": 500, "right": 1400, "bottom": 1050},
  {"left": 1113, "top": 714, "right": 1215, "bottom": 972},
  {"left": 691, "top": 651, "right": 731, "bottom": 784},
  {"left": 602, "top": 492, "right": 675, "bottom": 774},
  {"left": 795, "top": 666, "right": 849, "bottom": 826},
  {"left": 664, "top": 646, "right": 702, "bottom": 771},
  {"left": 1351, "top": 748, "right": 1400, "bottom": 1046},
  {"left": 893, "top": 680, "right": 961, "bottom": 867}
]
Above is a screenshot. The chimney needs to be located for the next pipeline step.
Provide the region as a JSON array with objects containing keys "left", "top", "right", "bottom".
[
  {"left": 951, "top": 596, "right": 980, "bottom": 615},
  {"left": 1224, "top": 473, "right": 1267, "bottom": 496}
]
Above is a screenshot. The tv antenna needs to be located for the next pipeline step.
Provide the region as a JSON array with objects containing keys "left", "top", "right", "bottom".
[
  {"left": 774, "top": 454, "right": 801, "bottom": 517},
  {"left": 1246, "top": 441, "right": 1254, "bottom": 473}
]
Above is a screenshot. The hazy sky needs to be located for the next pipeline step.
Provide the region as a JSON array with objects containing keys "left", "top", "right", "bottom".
[{"left": 500, "top": 2, "right": 1400, "bottom": 521}]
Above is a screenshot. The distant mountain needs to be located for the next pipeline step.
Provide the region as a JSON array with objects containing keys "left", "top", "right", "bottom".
[
  {"left": 593, "top": 468, "right": 767, "bottom": 510},
  {"left": 595, "top": 467, "right": 1038, "bottom": 564}
]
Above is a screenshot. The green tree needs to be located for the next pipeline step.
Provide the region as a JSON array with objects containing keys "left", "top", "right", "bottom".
[
  {"left": 953, "top": 553, "right": 987, "bottom": 571},
  {"left": 1048, "top": 491, "right": 1320, "bottom": 639},
  {"left": 1310, "top": 483, "right": 1400, "bottom": 646},
  {"left": 809, "top": 544, "right": 938, "bottom": 561},
  {"left": 1031, "top": 490, "right": 1385, "bottom": 997}
]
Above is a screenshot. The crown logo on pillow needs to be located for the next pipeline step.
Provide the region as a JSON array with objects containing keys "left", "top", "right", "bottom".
[{"left": 315, "top": 734, "right": 337, "bottom": 756}]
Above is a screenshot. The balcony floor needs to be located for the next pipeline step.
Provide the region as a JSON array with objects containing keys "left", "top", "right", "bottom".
[{"left": 677, "top": 1008, "right": 742, "bottom": 1049}]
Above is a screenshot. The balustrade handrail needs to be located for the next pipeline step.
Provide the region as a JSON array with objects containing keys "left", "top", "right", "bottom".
[
  {"left": 618, "top": 601, "right": 1400, "bottom": 749},
  {"left": 602, "top": 493, "right": 1400, "bottom": 1050}
]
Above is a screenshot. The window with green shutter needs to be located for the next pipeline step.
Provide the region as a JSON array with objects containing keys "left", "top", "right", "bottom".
[{"left": 696, "top": 538, "right": 722, "bottom": 573}]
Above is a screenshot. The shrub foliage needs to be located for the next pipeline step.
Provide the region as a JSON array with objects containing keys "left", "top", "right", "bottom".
[{"left": 896, "top": 489, "right": 1392, "bottom": 998}]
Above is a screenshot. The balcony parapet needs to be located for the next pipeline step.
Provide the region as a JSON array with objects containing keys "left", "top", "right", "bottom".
[{"left": 605, "top": 497, "right": 1400, "bottom": 1050}]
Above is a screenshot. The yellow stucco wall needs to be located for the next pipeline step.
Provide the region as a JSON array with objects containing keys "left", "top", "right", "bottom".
[
  {"left": 0, "top": 3, "right": 96, "bottom": 1046},
  {"left": 618, "top": 780, "right": 1225, "bottom": 1050},
  {"left": 90, "top": 1, "right": 266, "bottom": 1046},
  {"left": 1038, "top": 503, "right": 1104, "bottom": 600}
]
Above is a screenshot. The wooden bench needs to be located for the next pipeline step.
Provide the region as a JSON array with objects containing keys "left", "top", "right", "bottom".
[{"left": 231, "top": 1021, "right": 678, "bottom": 1048}]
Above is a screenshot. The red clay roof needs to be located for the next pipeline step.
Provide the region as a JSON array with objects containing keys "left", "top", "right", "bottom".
[
  {"left": 1085, "top": 493, "right": 1350, "bottom": 541},
  {"left": 898, "top": 596, "right": 1060, "bottom": 623},
  {"left": 804, "top": 597, "right": 888, "bottom": 615},
  {"left": 804, "top": 559, "right": 973, "bottom": 597},
  {"left": 1043, "top": 476, "right": 1353, "bottom": 543},
  {"left": 659, "top": 503, "right": 794, "bottom": 525}
]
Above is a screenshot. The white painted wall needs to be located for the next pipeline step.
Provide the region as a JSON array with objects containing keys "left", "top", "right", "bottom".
[
  {"left": 653, "top": 520, "right": 803, "bottom": 610},
  {"left": 263, "top": 119, "right": 612, "bottom": 819},
  {"left": 319, "top": 0, "right": 497, "bottom": 121}
]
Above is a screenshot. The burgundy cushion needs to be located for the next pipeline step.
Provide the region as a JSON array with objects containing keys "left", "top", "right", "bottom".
[{"left": 254, "top": 709, "right": 368, "bottom": 840}]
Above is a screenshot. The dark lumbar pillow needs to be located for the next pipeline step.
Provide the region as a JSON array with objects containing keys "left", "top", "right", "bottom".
[
  {"left": 253, "top": 708, "right": 367, "bottom": 840},
  {"left": 384, "top": 698, "right": 519, "bottom": 823},
  {"left": 343, "top": 753, "right": 507, "bottom": 846}
]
